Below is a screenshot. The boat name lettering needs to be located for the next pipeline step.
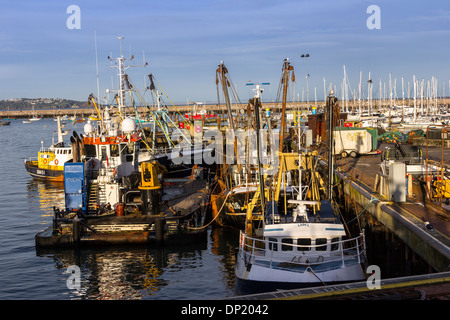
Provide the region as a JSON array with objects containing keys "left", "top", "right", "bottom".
[{"left": 297, "top": 223, "right": 309, "bottom": 227}]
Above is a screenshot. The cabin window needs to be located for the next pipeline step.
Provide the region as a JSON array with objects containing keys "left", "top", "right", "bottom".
[
  {"left": 331, "top": 237, "right": 340, "bottom": 251},
  {"left": 268, "top": 238, "right": 278, "bottom": 251},
  {"left": 316, "top": 238, "right": 327, "bottom": 251},
  {"left": 110, "top": 144, "right": 119, "bottom": 157},
  {"left": 297, "top": 238, "right": 311, "bottom": 251},
  {"left": 101, "top": 146, "right": 107, "bottom": 161},
  {"left": 281, "top": 239, "right": 293, "bottom": 251},
  {"left": 84, "top": 145, "right": 96, "bottom": 157},
  {"left": 121, "top": 143, "right": 133, "bottom": 155}
]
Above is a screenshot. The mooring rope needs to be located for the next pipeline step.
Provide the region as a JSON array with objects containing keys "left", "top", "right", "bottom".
[{"left": 347, "top": 196, "right": 378, "bottom": 225}]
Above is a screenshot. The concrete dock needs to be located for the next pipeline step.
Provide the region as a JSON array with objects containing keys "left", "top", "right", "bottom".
[
  {"left": 227, "top": 271, "right": 450, "bottom": 300},
  {"left": 335, "top": 144, "right": 450, "bottom": 272}
]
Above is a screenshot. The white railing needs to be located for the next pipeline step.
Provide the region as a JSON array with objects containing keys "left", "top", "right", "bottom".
[{"left": 238, "top": 231, "right": 366, "bottom": 273}]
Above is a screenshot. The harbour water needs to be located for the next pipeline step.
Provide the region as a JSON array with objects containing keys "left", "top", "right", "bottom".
[{"left": 0, "top": 118, "right": 239, "bottom": 300}]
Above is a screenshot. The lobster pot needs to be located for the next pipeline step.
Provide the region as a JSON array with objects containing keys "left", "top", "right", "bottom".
[{"left": 140, "top": 188, "right": 160, "bottom": 215}]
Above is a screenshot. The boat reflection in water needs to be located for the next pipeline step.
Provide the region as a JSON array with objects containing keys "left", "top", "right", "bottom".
[
  {"left": 26, "top": 179, "right": 65, "bottom": 219},
  {"left": 35, "top": 234, "right": 241, "bottom": 299},
  {"left": 29, "top": 164, "right": 238, "bottom": 299}
]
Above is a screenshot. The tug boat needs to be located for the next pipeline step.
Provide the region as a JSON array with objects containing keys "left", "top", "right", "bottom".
[{"left": 24, "top": 117, "right": 73, "bottom": 182}]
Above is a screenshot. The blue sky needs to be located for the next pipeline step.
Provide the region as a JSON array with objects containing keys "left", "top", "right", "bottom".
[{"left": 1, "top": 0, "right": 450, "bottom": 104}]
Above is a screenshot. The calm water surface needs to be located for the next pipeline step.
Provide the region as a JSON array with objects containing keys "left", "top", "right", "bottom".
[{"left": 0, "top": 118, "right": 239, "bottom": 300}]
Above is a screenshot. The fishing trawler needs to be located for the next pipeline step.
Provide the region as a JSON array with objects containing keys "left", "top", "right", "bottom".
[
  {"left": 235, "top": 90, "right": 368, "bottom": 294},
  {"left": 210, "top": 61, "right": 295, "bottom": 230},
  {"left": 209, "top": 63, "right": 264, "bottom": 230},
  {"left": 24, "top": 117, "right": 73, "bottom": 182},
  {"left": 35, "top": 37, "right": 211, "bottom": 248},
  {"left": 35, "top": 108, "right": 210, "bottom": 248}
]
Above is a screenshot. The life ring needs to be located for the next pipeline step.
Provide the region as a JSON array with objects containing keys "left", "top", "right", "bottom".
[
  {"left": 54, "top": 159, "right": 59, "bottom": 165},
  {"left": 43, "top": 159, "right": 47, "bottom": 164}
]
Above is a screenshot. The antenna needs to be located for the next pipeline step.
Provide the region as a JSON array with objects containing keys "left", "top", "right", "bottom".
[
  {"left": 246, "top": 82, "right": 270, "bottom": 98},
  {"left": 107, "top": 36, "right": 148, "bottom": 112},
  {"left": 117, "top": 36, "right": 124, "bottom": 57},
  {"left": 94, "top": 31, "right": 101, "bottom": 108}
]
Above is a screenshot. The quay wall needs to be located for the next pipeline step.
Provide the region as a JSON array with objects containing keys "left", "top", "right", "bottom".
[{"left": 336, "top": 167, "right": 450, "bottom": 272}]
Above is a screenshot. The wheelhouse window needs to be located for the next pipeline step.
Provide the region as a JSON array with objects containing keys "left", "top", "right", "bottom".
[
  {"left": 110, "top": 144, "right": 119, "bottom": 157},
  {"left": 316, "top": 238, "right": 327, "bottom": 251},
  {"left": 331, "top": 237, "right": 340, "bottom": 251},
  {"left": 297, "top": 238, "right": 311, "bottom": 251},
  {"left": 84, "top": 145, "right": 96, "bottom": 157},
  {"left": 101, "top": 146, "right": 107, "bottom": 161},
  {"left": 281, "top": 239, "right": 293, "bottom": 251},
  {"left": 268, "top": 238, "right": 278, "bottom": 251}
]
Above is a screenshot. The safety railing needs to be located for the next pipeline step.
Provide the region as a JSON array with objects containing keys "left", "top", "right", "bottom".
[{"left": 238, "top": 230, "right": 366, "bottom": 273}]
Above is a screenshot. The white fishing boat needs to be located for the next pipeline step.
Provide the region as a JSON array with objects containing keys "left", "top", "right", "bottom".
[
  {"left": 235, "top": 90, "right": 367, "bottom": 294},
  {"left": 235, "top": 198, "right": 367, "bottom": 293}
]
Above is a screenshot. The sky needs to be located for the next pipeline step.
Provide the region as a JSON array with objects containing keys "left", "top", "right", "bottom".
[{"left": 1, "top": 0, "right": 450, "bottom": 105}]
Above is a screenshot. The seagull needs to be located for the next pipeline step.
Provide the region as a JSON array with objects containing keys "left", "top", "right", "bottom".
[{"left": 424, "top": 221, "right": 433, "bottom": 230}]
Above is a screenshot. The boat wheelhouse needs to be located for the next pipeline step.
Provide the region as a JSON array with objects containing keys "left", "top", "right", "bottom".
[{"left": 24, "top": 117, "right": 73, "bottom": 182}]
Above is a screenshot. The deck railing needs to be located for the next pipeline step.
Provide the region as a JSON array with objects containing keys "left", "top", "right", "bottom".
[{"left": 238, "top": 230, "right": 366, "bottom": 273}]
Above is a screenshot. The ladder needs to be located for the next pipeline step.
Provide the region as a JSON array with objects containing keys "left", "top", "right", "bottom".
[{"left": 88, "top": 182, "right": 107, "bottom": 212}]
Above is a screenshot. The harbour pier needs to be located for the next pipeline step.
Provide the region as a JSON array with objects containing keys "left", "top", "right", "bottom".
[{"left": 1, "top": 97, "right": 449, "bottom": 119}]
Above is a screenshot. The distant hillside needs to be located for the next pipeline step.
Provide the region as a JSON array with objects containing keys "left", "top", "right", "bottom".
[{"left": 0, "top": 98, "right": 89, "bottom": 111}]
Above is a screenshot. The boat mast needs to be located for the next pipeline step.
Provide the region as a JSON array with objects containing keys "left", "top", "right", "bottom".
[
  {"left": 108, "top": 36, "right": 147, "bottom": 115},
  {"left": 359, "top": 71, "right": 362, "bottom": 114},
  {"left": 217, "top": 62, "right": 235, "bottom": 131},
  {"left": 279, "top": 59, "right": 294, "bottom": 153},
  {"left": 413, "top": 74, "right": 417, "bottom": 121},
  {"left": 254, "top": 86, "right": 265, "bottom": 219},
  {"left": 326, "top": 90, "right": 337, "bottom": 202}
]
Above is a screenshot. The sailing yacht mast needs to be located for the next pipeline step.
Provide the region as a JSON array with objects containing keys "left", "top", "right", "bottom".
[
  {"left": 359, "top": 71, "right": 362, "bottom": 114},
  {"left": 413, "top": 74, "right": 417, "bottom": 121}
]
